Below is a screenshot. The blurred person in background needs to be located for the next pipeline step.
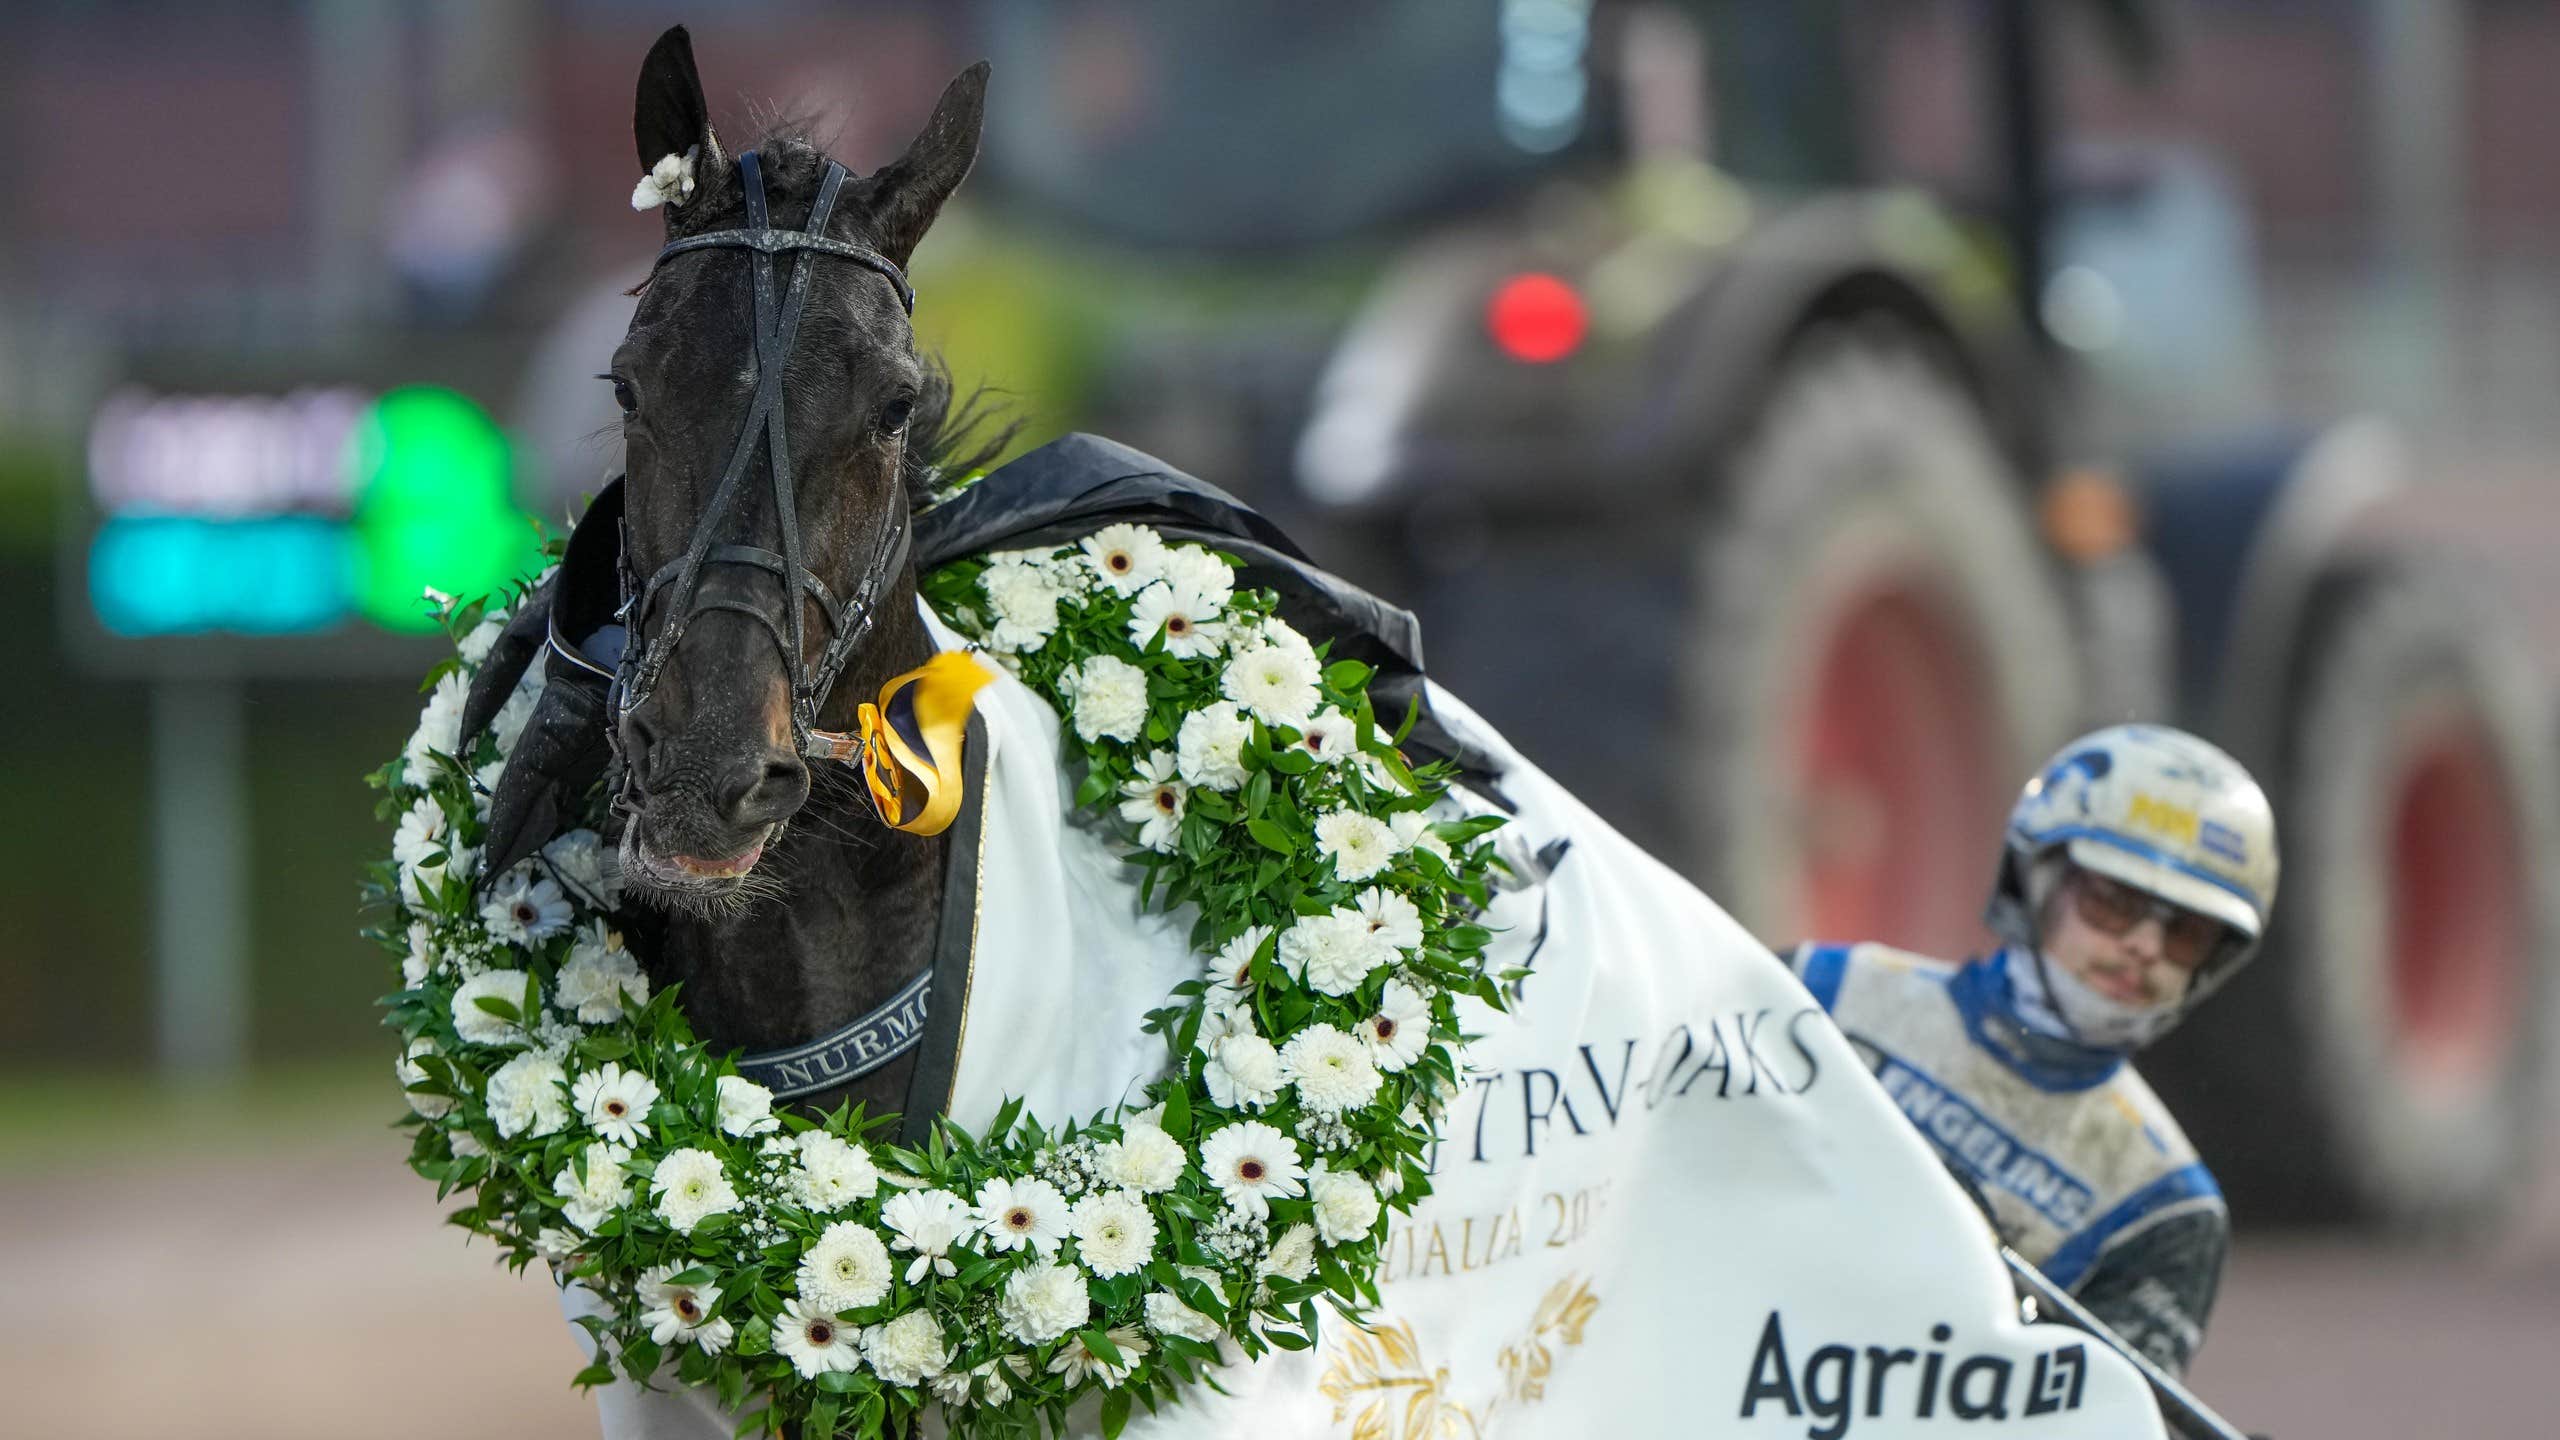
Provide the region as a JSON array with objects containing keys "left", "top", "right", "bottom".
[{"left": 1788, "top": 724, "right": 2279, "bottom": 1376}]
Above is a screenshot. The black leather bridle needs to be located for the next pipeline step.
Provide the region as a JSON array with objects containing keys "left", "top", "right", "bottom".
[{"left": 610, "top": 149, "right": 918, "bottom": 806}]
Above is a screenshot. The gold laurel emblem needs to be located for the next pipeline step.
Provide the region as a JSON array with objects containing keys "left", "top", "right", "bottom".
[{"left": 1318, "top": 1274, "right": 1602, "bottom": 1439}]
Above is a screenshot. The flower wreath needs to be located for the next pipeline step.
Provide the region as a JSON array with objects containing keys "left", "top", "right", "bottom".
[{"left": 370, "top": 521, "right": 1515, "bottom": 1439}]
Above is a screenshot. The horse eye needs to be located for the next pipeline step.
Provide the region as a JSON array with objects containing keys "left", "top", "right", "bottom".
[
  {"left": 601, "top": 374, "right": 638, "bottom": 418},
  {"left": 879, "top": 395, "right": 914, "bottom": 434}
]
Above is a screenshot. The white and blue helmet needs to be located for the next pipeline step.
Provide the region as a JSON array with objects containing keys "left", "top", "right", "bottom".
[{"left": 1988, "top": 724, "right": 2280, "bottom": 1006}]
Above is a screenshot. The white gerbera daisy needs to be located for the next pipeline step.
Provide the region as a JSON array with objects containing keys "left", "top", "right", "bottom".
[
  {"left": 1389, "top": 809, "right": 1452, "bottom": 859},
  {"left": 864, "top": 1310, "right": 952, "bottom": 1387},
  {"left": 1307, "top": 1161, "right": 1384, "bottom": 1246},
  {"left": 798, "top": 1220, "right": 894, "bottom": 1313},
  {"left": 1115, "top": 750, "right": 1188, "bottom": 852},
  {"left": 1207, "top": 924, "right": 1273, "bottom": 1000},
  {"left": 1362, "top": 979, "right": 1432, "bottom": 1072},
  {"left": 480, "top": 867, "right": 573, "bottom": 946},
  {"left": 392, "top": 796, "right": 449, "bottom": 872},
  {"left": 1158, "top": 546, "right": 1236, "bottom": 610},
  {"left": 1097, "top": 1124, "right": 1187, "bottom": 1194},
  {"left": 785, "top": 1132, "right": 881, "bottom": 1213},
  {"left": 714, "top": 1075, "right": 780, "bottom": 1136},
  {"left": 1128, "top": 579, "right": 1226, "bottom": 659},
  {"left": 1279, "top": 911, "right": 1393, "bottom": 996},
  {"left": 555, "top": 925, "right": 647, "bottom": 1024},
  {"left": 1069, "top": 654, "right": 1151, "bottom": 744},
  {"left": 1354, "top": 886, "right": 1425, "bottom": 953},
  {"left": 553, "top": 1141, "right": 632, "bottom": 1233},
  {"left": 1219, "top": 642, "right": 1321, "bottom": 728},
  {"left": 1068, "top": 1189, "right": 1159, "bottom": 1278},
  {"left": 1174, "top": 701, "right": 1253, "bottom": 791},
  {"left": 485, "top": 1051, "right": 572, "bottom": 1139},
  {"left": 1079, "top": 523, "right": 1168, "bottom": 595},
  {"left": 1259, "top": 1222, "right": 1318, "bottom": 1282},
  {"left": 1290, "top": 707, "right": 1359, "bottom": 766},
  {"left": 881, "top": 1186, "right": 970, "bottom": 1283},
  {"left": 774, "top": 1297, "right": 864, "bottom": 1379},
  {"left": 1205, "top": 1033, "right": 1284, "bottom": 1112},
  {"left": 396, "top": 1036, "right": 454, "bottom": 1118},
  {"left": 571, "top": 1062, "right": 660, "bottom": 1145},
  {"left": 973, "top": 1176, "right": 1070, "bottom": 1256},
  {"left": 649, "top": 1148, "right": 739, "bottom": 1233},
  {"left": 639, "top": 1265, "right": 736, "bottom": 1353},
  {"left": 403, "top": 672, "right": 466, "bottom": 787},
  {"left": 1280, "top": 1023, "right": 1383, "bottom": 1116},
  {"left": 1048, "top": 1324, "right": 1150, "bottom": 1388},
  {"left": 451, "top": 969, "right": 534, "bottom": 1047},
  {"left": 531, "top": 1227, "right": 580, "bottom": 1263},
  {"left": 1198, "top": 1122, "right": 1305, "bottom": 1219},
  {"left": 997, "top": 1261, "right": 1090, "bottom": 1346},
  {"left": 1195, "top": 997, "right": 1256, "bottom": 1057},
  {"left": 401, "top": 922, "right": 438, "bottom": 988},
  {"left": 1315, "top": 809, "right": 1398, "bottom": 882}
]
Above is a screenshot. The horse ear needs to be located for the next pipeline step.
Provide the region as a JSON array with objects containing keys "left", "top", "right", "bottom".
[
  {"left": 866, "top": 61, "right": 990, "bottom": 267},
  {"left": 633, "top": 26, "right": 722, "bottom": 208}
]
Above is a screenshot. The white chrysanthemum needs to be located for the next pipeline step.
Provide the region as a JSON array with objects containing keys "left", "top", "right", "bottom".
[
  {"left": 1128, "top": 579, "right": 1226, "bottom": 659},
  {"left": 785, "top": 1132, "right": 881, "bottom": 1213},
  {"left": 1068, "top": 1189, "right": 1159, "bottom": 1277},
  {"left": 799, "top": 1220, "right": 894, "bottom": 1314},
  {"left": 541, "top": 828, "right": 612, "bottom": 902},
  {"left": 1316, "top": 809, "right": 1398, "bottom": 882},
  {"left": 1068, "top": 654, "right": 1150, "bottom": 744},
  {"left": 401, "top": 921, "right": 438, "bottom": 988},
  {"left": 1390, "top": 809, "right": 1453, "bottom": 860},
  {"left": 973, "top": 1176, "right": 1070, "bottom": 1256},
  {"left": 1362, "top": 979, "right": 1432, "bottom": 1072},
  {"left": 1174, "top": 701, "right": 1253, "bottom": 792},
  {"left": 981, "top": 557, "right": 1067, "bottom": 653},
  {"left": 1205, "top": 1033, "right": 1284, "bottom": 1112},
  {"left": 553, "top": 1142, "right": 632, "bottom": 1233},
  {"left": 1260, "top": 1222, "right": 1318, "bottom": 1282},
  {"left": 1143, "top": 1288, "right": 1225, "bottom": 1344},
  {"left": 1198, "top": 1122, "right": 1305, "bottom": 1219},
  {"left": 403, "top": 673, "right": 467, "bottom": 787},
  {"left": 998, "top": 1261, "right": 1090, "bottom": 1346},
  {"left": 571, "top": 1062, "right": 660, "bottom": 1145},
  {"left": 1048, "top": 1324, "right": 1149, "bottom": 1388},
  {"left": 881, "top": 1186, "right": 970, "bottom": 1283},
  {"left": 1097, "top": 1124, "right": 1187, "bottom": 1194},
  {"left": 639, "top": 1265, "right": 735, "bottom": 1353},
  {"left": 555, "top": 925, "right": 647, "bottom": 1024},
  {"left": 1354, "top": 886, "right": 1425, "bottom": 953},
  {"left": 480, "top": 867, "right": 573, "bottom": 946},
  {"left": 485, "top": 1051, "right": 572, "bottom": 1139},
  {"left": 1158, "top": 546, "right": 1236, "bottom": 610},
  {"left": 1079, "top": 524, "right": 1168, "bottom": 595},
  {"left": 774, "top": 1297, "right": 864, "bottom": 1379},
  {"left": 451, "top": 969, "right": 534, "bottom": 1047},
  {"left": 1220, "top": 642, "right": 1321, "bottom": 728},
  {"left": 1279, "top": 911, "right": 1392, "bottom": 997},
  {"left": 1281, "top": 1023, "right": 1383, "bottom": 1116},
  {"left": 650, "top": 1148, "right": 739, "bottom": 1233},
  {"left": 864, "top": 1310, "right": 951, "bottom": 1387},
  {"left": 1307, "top": 1161, "right": 1384, "bottom": 1246},
  {"left": 1115, "top": 749, "right": 1188, "bottom": 852},
  {"left": 392, "top": 796, "right": 449, "bottom": 871},
  {"left": 457, "top": 614, "right": 506, "bottom": 666},
  {"left": 714, "top": 1075, "right": 779, "bottom": 1136},
  {"left": 396, "top": 1036, "right": 454, "bottom": 1118},
  {"left": 1289, "top": 707, "right": 1359, "bottom": 767}
]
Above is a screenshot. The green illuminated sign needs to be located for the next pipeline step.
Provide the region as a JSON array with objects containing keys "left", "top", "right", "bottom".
[{"left": 348, "top": 386, "right": 545, "bottom": 632}]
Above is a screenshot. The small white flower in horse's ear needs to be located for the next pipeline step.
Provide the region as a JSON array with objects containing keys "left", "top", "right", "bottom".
[{"left": 631, "top": 148, "right": 698, "bottom": 211}]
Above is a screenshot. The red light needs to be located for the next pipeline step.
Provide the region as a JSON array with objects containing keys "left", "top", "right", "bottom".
[{"left": 1486, "top": 273, "right": 1588, "bottom": 363}]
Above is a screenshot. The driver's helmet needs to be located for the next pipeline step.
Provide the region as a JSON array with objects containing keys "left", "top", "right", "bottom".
[{"left": 1986, "top": 723, "right": 2279, "bottom": 1014}]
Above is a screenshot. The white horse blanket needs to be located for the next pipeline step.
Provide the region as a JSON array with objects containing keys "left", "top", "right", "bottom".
[{"left": 567, "top": 607, "right": 2169, "bottom": 1439}]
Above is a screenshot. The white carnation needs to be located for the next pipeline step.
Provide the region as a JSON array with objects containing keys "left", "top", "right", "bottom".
[
  {"left": 555, "top": 925, "right": 647, "bottom": 1024},
  {"left": 457, "top": 614, "right": 506, "bottom": 665},
  {"left": 1307, "top": 1161, "right": 1384, "bottom": 1246},
  {"left": 650, "top": 1147, "right": 740, "bottom": 1233},
  {"left": 982, "top": 557, "right": 1067, "bottom": 653},
  {"left": 485, "top": 1051, "right": 572, "bottom": 1139},
  {"left": 1280, "top": 1023, "right": 1383, "bottom": 1116},
  {"left": 396, "top": 1036, "right": 454, "bottom": 1118},
  {"left": 1158, "top": 546, "right": 1235, "bottom": 610},
  {"left": 1315, "top": 809, "right": 1398, "bottom": 882},
  {"left": 1079, "top": 524, "right": 1168, "bottom": 595},
  {"left": 1097, "top": 1124, "right": 1186, "bottom": 1194},
  {"left": 1205, "top": 1033, "right": 1284, "bottom": 1112},
  {"left": 798, "top": 1220, "right": 893, "bottom": 1313},
  {"left": 451, "top": 969, "right": 534, "bottom": 1047},
  {"left": 553, "top": 1141, "right": 633, "bottom": 1233},
  {"left": 1068, "top": 1189, "right": 1159, "bottom": 1277},
  {"left": 997, "top": 1261, "right": 1090, "bottom": 1346},
  {"left": 1390, "top": 809, "right": 1453, "bottom": 860},
  {"left": 1279, "top": 911, "right": 1393, "bottom": 996},
  {"left": 403, "top": 672, "right": 467, "bottom": 787},
  {"left": 1221, "top": 642, "right": 1321, "bottom": 728},
  {"left": 1143, "top": 1289, "right": 1224, "bottom": 1344},
  {"left": 1069, "top": 654, "right": 1151, "bottom": 743},
  {"left": 785, "top": 1132, "right": 881, "bottom": 1213},
  {"left": 715, "top": 1075, "right": 780, "bottom": 1136},
  {"left": 864, "top": 1310, "right": 952, "bottom": 1387},
  {"left": 541, "top": 828, "right": 612, "bottom": 902},
  {"left": 1259, "top": 1222, "right": 1318, "bottom": 1281},
  {"left": 1174, "top": 701, "right": 1253, "bottom": 792}
]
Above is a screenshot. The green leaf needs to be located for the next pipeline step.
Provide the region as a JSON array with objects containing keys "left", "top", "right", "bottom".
[
  {"left": 1074, "top": 769, "right": 1113, "bottom": 809},
  {"left": 1101, "top": 1388, "right": 1133, "bottom": 1439},
  {"left": 805, "top": 1396, "right": 841, "bottom": 1440},
  {"left": 1079, "top": 1326, "right": 1125, "bottom": 1368},
  {"left": 471, "top": 996, "right": 522, "bottom": 1022},
  {"left": 573, "top": 1362, "right": 616, "bottom": 1388},
  {"left": 815, "top": 1369, "right": 868, "bottom": 1394},
  {"left": 619, "top": 1337, "right": 663, "bottom": 1381},
  {"left": 665, "top": 1265, "right": 718, "bottom": 1287},
  {"left": 1264, "top": 1328, "right": 1311, "bottom": 1351},
  {"left": 1161, "top": 1080, "right": 1192, "bottom": 1140},
  {"left": 1245, "top": 819, "right": 1296, "bottom": 856},
  {"left": 1322, "top": 659, "right": 1373, "bottom": 691}
]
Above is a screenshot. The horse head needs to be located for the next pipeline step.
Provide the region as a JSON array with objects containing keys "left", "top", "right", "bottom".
[{"left": 606, "top": 27, "right": 987, "bottom": 907}]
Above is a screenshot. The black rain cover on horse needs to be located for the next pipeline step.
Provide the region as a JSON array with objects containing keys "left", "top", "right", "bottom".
[{"left": 461, "top": 432, "right": 1495, "bottom": 886}]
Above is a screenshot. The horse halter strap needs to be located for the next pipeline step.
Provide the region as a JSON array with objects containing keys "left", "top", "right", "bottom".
[{"left": 615, "top": 150, "right": 918, "bottom": 771}]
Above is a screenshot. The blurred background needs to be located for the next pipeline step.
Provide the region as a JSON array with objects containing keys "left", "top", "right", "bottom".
[{"left": 5, "top": 1, "right": 2559, "bottom": 1435}]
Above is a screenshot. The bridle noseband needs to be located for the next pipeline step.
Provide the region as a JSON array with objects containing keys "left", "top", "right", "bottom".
[{"left": 611, "top": 149, "right": 917, "bottom": 814}]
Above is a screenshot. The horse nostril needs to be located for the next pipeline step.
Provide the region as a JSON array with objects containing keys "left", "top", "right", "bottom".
[{"left": 719, "top": 752, "right": 809, "bottom": 828}]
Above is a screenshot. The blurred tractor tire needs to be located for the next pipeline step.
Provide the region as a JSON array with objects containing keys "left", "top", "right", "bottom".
[
  {"left": 1679, "top": 322, "right": 2078, "bottom": 955},
  {"left": 2180, "top": 559, "right": 2560, "bottom": 1231}
]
